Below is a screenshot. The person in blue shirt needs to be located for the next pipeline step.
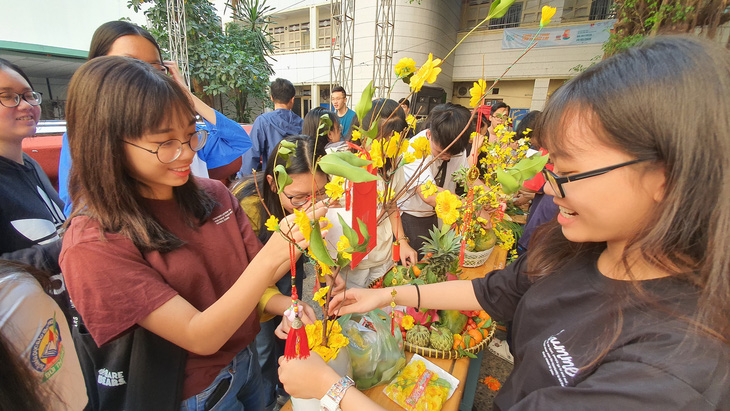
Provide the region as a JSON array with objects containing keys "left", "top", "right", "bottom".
[
  {"left": 58, "top": 21, "right": 251, "bottom": 216},
  {"left": 331, "top": 86, "right": 359, "bottom": 141},
  {"left": 239, "top": 78, "right": 303, "bottom": 176}
]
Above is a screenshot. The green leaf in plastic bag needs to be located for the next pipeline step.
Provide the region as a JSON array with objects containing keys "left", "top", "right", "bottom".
[
  {"left": 273, "top": 164, "right": 292, "bottom": 194},
  {"left": 354, "top": 81, "right": 376, "bottom": 127},
  {"left": 487, "top": 0, "right": 516, "bottom": 19}
]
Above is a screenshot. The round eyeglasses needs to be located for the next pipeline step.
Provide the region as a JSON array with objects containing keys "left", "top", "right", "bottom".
[
  {"left": 123, "top": 130, "right": 208, "bottom": 164},
  {"left": 283, "top": 187, "right": 328, "bottom": 207},
  {"left": 0, "top": 91, "right": 43, "bottom": 108}
]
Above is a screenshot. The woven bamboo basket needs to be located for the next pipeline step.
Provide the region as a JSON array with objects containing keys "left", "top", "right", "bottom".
[
  {"left": 404, "top": 322, "right": 495, "bottom": 360},
  {"left": 461, "top": 246, "right": 495, "bottom": 268}
]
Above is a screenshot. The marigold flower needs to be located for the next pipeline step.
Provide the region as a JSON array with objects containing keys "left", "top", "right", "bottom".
[
  {"left": 540, "top": 6, "right": 557, "bottom": 27},
  {"left": 484, "top": 376, "right": 502, "bottom": 391},
  {"left": 264, "top": 215, "right": 279, "bottom": 232},
  {"left": 435, "top": 190, "right": 462, "bottom": 225},
  {"left": 293, "top": 208, "right": 312, "bottom": 241},
  {"left": 469, "top": 79, "right": 487, "bottom": 108},
  {"left": 409, "top": 53, "right": 442, "bottom": 92},
  {"left": 395, "top": 57, "right": 417, "bottom": 78},
  {"left": 401, "top": 315, "right": 415, "bottom": 330},
  {"left": 410, "top": 136, "right": 431, "bottom": 159}
]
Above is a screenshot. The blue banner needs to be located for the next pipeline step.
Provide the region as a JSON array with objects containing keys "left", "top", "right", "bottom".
[{"left": 502, "top": 20, "right": 616, "bottom": 49}]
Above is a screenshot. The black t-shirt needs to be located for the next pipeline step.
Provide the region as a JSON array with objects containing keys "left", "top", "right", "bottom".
[{"left": 472, "top": 253, "right": 730, "bottom": 410}]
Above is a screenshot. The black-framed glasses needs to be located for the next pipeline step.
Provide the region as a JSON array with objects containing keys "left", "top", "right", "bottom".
[
  {"left": 542, "top": 158, "right": 650, "bottom": 199},
  {"left": 123, "top": 130, "right": 208, "bottom": 164},
  {"left": 0, "top": 91, "right": 43, "bottom": 108},
  {"left": 283, "top": 187, "right": 328, "bottom": 207}
]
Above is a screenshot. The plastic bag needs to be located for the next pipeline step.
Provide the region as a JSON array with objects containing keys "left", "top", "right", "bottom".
[
  {"left": 338, "top": 309, "right": 406, "bottom": 389},
  {"left": 384, "top": 355, "right": 457, "bottom": 411}
]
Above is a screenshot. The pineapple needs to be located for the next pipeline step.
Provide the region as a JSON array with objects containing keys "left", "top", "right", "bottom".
[{"left": 419, "top": 225, "right": 462, "bottom": 283}]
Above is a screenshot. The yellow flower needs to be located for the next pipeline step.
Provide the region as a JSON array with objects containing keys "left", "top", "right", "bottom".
[
  {"left": 469, "top": 79, "right": 487, "bottom": 108},
  {"left": 406, "top": 114, "right": 417, "bottom": 130},
  {"left": 420, "top": 181, "right": 438, "bottom": 197},
  {"left": 409, "top": 53, "right": 442, "bottom": 92},
  {"left": 264, "top": 215, "right": 279, "bottom": 232},
  {"left": 352, "top": 129, "right": 361, "bottom": 142},
  {"left": 377, "top": 188, "right": 395, "bottom": 204},
  {"left": 325, "top": 177, "right": 345, "bottom": 200},
  {"left": 401, "top": 315, "right": 415, "bottom": 330},
  {"left": 319, "top": 260, "right": 332, "bottom": 275},
  {"left": 540, "top": 6, "right": 557, "bottom": 27},
  {"left": 370, "top": 139, "right": 384, "bottom": 168},
  {"left": 410, "top": 136, "right": 431, "bottom": 159},
  {"left": 321, "top": 217, "right": 333, "bottom": 231},
  {"left": 403, "top": 152, "right": 416, "bottom": 164},
  {"left": 435, "top": 190, "right": 462, "bottom": 225},
  {"left": 337, "top": 235, "right": 352, "bottom": 260},
  {"left": 394, "top": 57, "right": 417, "bottom": 78},
  {"left": 385, "top": 133, "right": 400, "bottom": 158},
  {"left": 293, "top": 208, "right": 312, "bottom": 241},
  {"left": 313, "top": 286, "right": 330, "bottom": 307}
]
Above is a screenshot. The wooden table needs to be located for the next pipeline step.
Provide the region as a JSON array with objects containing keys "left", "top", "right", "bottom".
[{"left": 282, "top": 247, "right": 508, "bottom": 411}]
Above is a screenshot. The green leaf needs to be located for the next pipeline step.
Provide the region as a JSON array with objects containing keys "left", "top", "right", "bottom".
[
  {"left": 280, "top": 140, "right": 297, "bottom": 149},
  {"left": 324, "top": 151, "right": 372, "bottom": 167},
  {"left": 337, "top": 214, "right": 361, "bottom": 248},
  {"left": 512, "top": 152, "right": 549, "bottom": 180},
  {"left": 318, "top": 154, "right": 379, "bottom": 183},
  {"left": 354, "top": 81, "right": 376, "bottom": 125},
  {"left": 273, "top": 164, "right": 292, "bottom": 194},
  {"left": 487, "top": 0, "right": 516, "bottom": 19},
  {"left": 496, "top": 167, "right": 521, "bottom": 194},
  {"left": 356, "top": 217, "right": 370, "bottom": 241},
  {"left": 317, "top": 114, "right": 333, "bottom": 137},
  {"left": 309, "top": 223, "right": 336, "bottom": 267}
]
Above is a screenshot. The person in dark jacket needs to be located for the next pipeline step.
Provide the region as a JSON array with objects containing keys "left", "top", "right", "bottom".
[
  {"left": 0, "top": 58, "right": 65, "bottom": 277},
  {"left": 239, "top": 78, "right": 303, "bottom": 176}
]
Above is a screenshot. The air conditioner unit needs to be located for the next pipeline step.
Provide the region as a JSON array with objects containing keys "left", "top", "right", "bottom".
[{"left": 456, "top": 85, "right": 469, "bottom": 97}]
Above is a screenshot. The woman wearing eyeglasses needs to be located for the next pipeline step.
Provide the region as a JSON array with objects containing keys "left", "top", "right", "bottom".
[
  {"left": 60, "top": 56, "right": 324, "bottom": 410},
  {"left": 231, "top": 134, "right": 331, "bottom": 409},
  {"left": 487, "top": 101, "right": 511, "bottom": 144},
  {"left": 281, "top": 36, "right": 730, "bottom": 409},
  {"left": 57, "top": 20, "right": 252, "bottom": 217},
  {"left": 0, "top": 59, "right": 67, "bottom": 277}
]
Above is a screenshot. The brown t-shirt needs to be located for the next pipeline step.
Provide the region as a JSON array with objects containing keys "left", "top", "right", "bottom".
[{"left": 60, "top": 178, "right": 263, "bottom": 398}]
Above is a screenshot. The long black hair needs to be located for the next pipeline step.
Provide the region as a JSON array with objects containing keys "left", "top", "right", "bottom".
[{"left": 232, "top": 134, "right": 327, "bottom": 242}]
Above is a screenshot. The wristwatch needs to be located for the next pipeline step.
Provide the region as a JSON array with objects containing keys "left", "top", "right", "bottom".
[{"left": 320, "top": 375, "right": 355, "bottom": 411}]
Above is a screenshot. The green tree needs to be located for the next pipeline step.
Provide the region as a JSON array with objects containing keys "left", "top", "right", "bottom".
[
  {"left": 604, "top": 0, "right": 730, "bottom": 57},
  {"left": 128, "top": 0, "right": 274, "bottom": 122}
]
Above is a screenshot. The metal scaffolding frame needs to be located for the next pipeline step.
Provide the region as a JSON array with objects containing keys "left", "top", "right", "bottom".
[
  {"left": 166, "top": 0, "right": 190, "bottom": 87},
  {"left": 372, "top": 0, "right": 396, "bottom": 97},
  {"left": 330, "top": 0, "right": 355, "bottom": 99}
]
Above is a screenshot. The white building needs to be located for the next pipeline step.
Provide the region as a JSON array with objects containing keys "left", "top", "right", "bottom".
[{"left": 264, "top": 0, "right": 616, "bottom": 120}]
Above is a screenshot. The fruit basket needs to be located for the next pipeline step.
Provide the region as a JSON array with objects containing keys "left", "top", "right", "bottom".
[
  {"left": 462, "top": 246, "right": 495, "bottom": 268},
  {"left": 403, "top": 321, "right": 495, "bottom": 360}
]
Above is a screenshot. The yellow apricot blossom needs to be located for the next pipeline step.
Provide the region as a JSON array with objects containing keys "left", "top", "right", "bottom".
[
  {"left": 469, "top": 79, "right": 487, "bottom": 108},
  {"left": 370, "top": 139, "right": 384, "bottom": 168},
  {"left": 336, "top": 235, "right": 352, "bottom": 260},
  {"left": 394, "top": 57, "right": 417, "bottom": 78},
  {"left": 410, "top": 135, "right": 431, "bottom": 159},
  {"left": 325, "top": 176, "right": 345, "bottom": 200},
  {"left": 540, "top": 6, "right": 557, "bottom": 27},
  {"left": 435, "top": 190, "right": 462, "bottom": 225},
  {"left": 420, "top": 180, "right": 438, "bottom": 197},
  {"left": 293, "top": 208, "right": 312, "bottom": 241},
  {"left": 409, "top": 53, "right": 442, "bottom": 92},
  {"left": 351, "top": 129, "right": 361, "bottom": 141},
  {"left": 313, "top": 286, "right": 330, "bottom": 307},
  {"left": 265, "top": 215, "right": 279, "bottom": 232}
]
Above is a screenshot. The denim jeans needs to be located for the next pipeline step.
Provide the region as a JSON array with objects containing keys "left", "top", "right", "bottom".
[{"left": 180, "top": 346, "right": 265, "bottom": 411}]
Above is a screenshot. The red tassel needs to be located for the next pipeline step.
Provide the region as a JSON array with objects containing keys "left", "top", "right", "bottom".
[
  {"left": 284, "top": 317, "right": 310, "bottom": 359},
  {"left": 393, "top": 242, "right": 401, "bottom": 262}
]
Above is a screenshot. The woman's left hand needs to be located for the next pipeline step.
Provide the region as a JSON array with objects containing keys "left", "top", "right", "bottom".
[
  {"left": 278, "top": 353, "right": 340, "bottom": 400},
  {"left": 399, "top": 241, "right": 418, "bottom": 267},
  {"left": 274, "top": 300, "right": 317, "bottom": 339}
]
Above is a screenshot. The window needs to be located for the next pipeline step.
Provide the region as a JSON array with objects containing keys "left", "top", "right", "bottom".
[
  {"left": 461, "top": 0, "right": 523, "bottom": 30},
  {"left": 318, "top": 19, "right": 332, "bottom": 48},
  {"left": 488, "top": 2, "right": 523, "bottom": 29},
  {"left": 562, "top": 0, "right": 614, "bottom": 22}
]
